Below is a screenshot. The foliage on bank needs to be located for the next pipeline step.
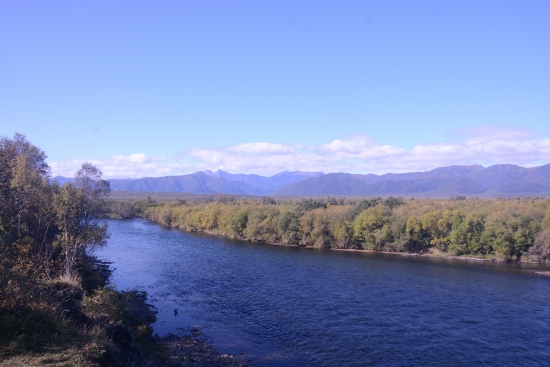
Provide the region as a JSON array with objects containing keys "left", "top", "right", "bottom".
[
  {"left": 126, "top": 195, "right": 550, "bottom": 262},
  {"left": 0, "top": 134, "right": 159, "bottom": 366}
]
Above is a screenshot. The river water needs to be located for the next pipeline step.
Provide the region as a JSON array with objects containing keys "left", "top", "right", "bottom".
[{"left": 96, "top": 219, "right": 550, "bottom": 366}]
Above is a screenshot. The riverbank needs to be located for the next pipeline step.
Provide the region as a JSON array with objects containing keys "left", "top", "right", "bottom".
[
  {"left": 88, "top": 333, "right": 256, "bottom": 367},
  {"left": 0, "top": 334, "right": 254, "bottom": 367},
  {"left": 0, "top": 255, "right": 254, "bottom": 367},
  {"left": 159, "top": 335, "right": 255, "bottom": 367},
  {"left": 156, "top": 223, "right": 546, "bottom": 265},
  {"left": 124, "top": 196, "right": 550, "bottom": 264},
  {"left": 333, "top": 248, "right": 534, "bottom": 263},
  {"left": 97, "top": 217, "right": 550, "bottom": 366}
]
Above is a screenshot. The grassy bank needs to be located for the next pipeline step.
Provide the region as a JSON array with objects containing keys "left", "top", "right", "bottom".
[
  {"left": 0, "top": 255, "right": 168, "bottom": 366},
  {"left": 1, "top": 257, "right": 256, "bottom": 367}
]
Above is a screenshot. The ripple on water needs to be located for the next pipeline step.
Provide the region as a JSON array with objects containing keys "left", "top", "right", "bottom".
[{"left": 97, "top": 219, "right": 550, "bottom": 367}]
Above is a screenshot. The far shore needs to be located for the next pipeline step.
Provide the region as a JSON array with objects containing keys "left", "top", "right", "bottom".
[{"left": 145, "top": 221, "right": 548, "bottom": 266}]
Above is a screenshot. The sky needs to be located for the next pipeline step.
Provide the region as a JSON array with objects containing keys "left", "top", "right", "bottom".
[{"left": 1, "top": 0, "right": 549, "bottom": 178}]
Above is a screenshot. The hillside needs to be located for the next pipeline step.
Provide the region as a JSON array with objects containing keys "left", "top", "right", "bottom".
[
  {"left": 52, "top": 163, "right": 550, "bottom": 197},
  {"left": 274, "top": 164, "right": 550, "bottom": 197},
  {"left": 54, "top": 170, "right": 324, "bottom": 196}
]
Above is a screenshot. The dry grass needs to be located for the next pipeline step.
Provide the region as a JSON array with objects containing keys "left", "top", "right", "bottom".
[
  {"left": 0, "top": 258, "right": 159, "bottom": 367},
  {"left": 0, "top": 345, "right": 105, "bottom": 367}
]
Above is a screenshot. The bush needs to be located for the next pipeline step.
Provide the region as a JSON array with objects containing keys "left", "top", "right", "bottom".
[{"left": 527, "top": 229, "right": 550, "bottom": 262}]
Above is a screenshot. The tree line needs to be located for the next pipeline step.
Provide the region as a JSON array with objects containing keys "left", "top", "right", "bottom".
[{"left": 113, "top": 194, "right": 550, "bottom": 262}]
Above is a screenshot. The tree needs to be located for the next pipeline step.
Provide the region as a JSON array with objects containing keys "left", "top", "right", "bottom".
[
  {"left": 353, "top": 205, "right": 391, "bottom": 250},
  {"left": 449, "top": 213, "right": 485, "bottom": 255},
  {"left": 54, "top": 163, "right": 110, "bottom": 279},
  {"left": 405, "top": 216, "right": 430, "bottom": 252},
  {"left": 0, "top": 134, "right": 58, "bottom": 277},
  {"left": 384, "top": 197, "right": 404, "bottom": 209},
  {"left": 228, "top": 208, "right": 248, "bottom": 238},
  {"left": 75, "top": 162, "right": 111, "bottom": 218},
  {"left": 527, "top": 229, "right": 550, "bottom": 262}
]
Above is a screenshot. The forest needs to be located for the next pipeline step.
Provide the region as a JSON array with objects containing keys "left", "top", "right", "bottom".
[{"left": 110, "top": 194, "right": 550, "bottom": 262}]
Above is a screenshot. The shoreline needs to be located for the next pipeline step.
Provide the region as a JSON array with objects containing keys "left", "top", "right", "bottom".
[
  {"left": 92, "top": 218, "right": 550, "bottom": 366},
  {"left": 147, "top": 220, "right": 547, "bottom": 265},
  {"left": 159, "top": 334, "right": 256, "bottom": 367}
]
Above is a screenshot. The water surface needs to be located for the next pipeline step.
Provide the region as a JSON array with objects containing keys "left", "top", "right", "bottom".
[{"left": 96, "top": 219, "right": 550, "bottom": 367}]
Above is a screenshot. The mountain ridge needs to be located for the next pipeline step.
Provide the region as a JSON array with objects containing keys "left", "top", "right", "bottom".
[
  {"left": 52, "top": 163, "right": 550, "bottom": 197},
  {"left": 273, "top": 164, "right": 550, "bottom": 197}
]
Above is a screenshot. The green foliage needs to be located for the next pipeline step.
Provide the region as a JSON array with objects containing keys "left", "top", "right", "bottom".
[
  {"left": 228, "top": 208, "right": 249, "bottom": 237},
  {"left": 77, "top": 256, "right": 112, "bottom": 295},
  {"left": 297, "top": 198, "right": 328, "bottom": 212},
  {"left": 527, "top": 229, "right": 550, "bottom": 262},
  {"left": 405, "top": 216, "right": 429, "bottom": 252},
  {"left": 384, "top": 196, "right": 405, "bottom": 209},
  {"left": 136, "top": 193, "right": 550, "bottom": 261},
  {"left": 0, "top": 134, "right": 149, "bottom": 365},
  {"left": 243, "top": 205, "right": 279, "bottom": 242},
  {"left": 82, "top": 287, "right": 156, "bottom": 343},
  {"left": 276, "top": 208, "right": 302, "bottom": 244},
  {"left": 449, "top": 213, "right": 486, "bottom": 255},
  {"left": 353, "top": 205, "right": 391, "bottom": 250},
  {"left": 541, "top": 211, "right": 550, "bottom": 230},
  {"left": 0, "top": 134, "right": 110, "bottom": 280},
  {"left": 347, "top": 198, "right": 380, "bottom": 220},
  {"left": 107, "top": 200, "right": 141, "bottom": 219}
]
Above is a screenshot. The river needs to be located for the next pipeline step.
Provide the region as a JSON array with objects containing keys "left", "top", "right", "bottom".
[{"left": 96, "top": 219, "right": 550, "bottom": 367}]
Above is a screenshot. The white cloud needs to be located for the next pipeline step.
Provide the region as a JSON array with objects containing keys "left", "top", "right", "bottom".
[
  {"left": 50, "top": 125, "right": 550, "bottom": 178},
  {"left": 49, "top": 154, "right": 189, "bottom": 179},
  {"left": 321, "top": 134, "right": 377, "bottom": 153},
  {"left": 186, "top": 126, "right": 550, "bottom": 175},
  {"left": 227, "top": 142, "right": 297, "bottom": 154}
]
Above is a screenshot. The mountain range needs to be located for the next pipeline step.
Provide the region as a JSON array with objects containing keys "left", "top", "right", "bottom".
[{"left": 52, "top": 163, "right": 550, "bottom": 197}]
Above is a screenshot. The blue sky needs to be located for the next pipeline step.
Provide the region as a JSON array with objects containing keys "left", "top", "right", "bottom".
[{"left": 1, "top": 1, "right": 549, "bottom": 178}]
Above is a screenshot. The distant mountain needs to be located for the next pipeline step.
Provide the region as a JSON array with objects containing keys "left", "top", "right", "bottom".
[
  {"left": 106, "top": 170, "right": 323, "bottom": 195},
  {"left": 468, "top": 164, "right": 530, "bottom": 189},
  {"left": 356, "top": 165, "right": 486, "bottom": 184},
  {"left": 275, "top": 174, "right": 486, "bottom": 197},
  {"left": 273, "top": 163, "right": 550, "bottom": 197},
  {"left": 52, "top": 163, "right": 550, "bottom": 197},
  {"left": 274, "top": 174, "right": 370, "bottom": 196},
  {"left": 53, "top": 170, "right": 324, "bottom": 196},
  {"left": 201, "top": 170, "right": 324, "bottom": 195},
  {"left": 108, "top": 172, "right": 253, "bottom": 195}
]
